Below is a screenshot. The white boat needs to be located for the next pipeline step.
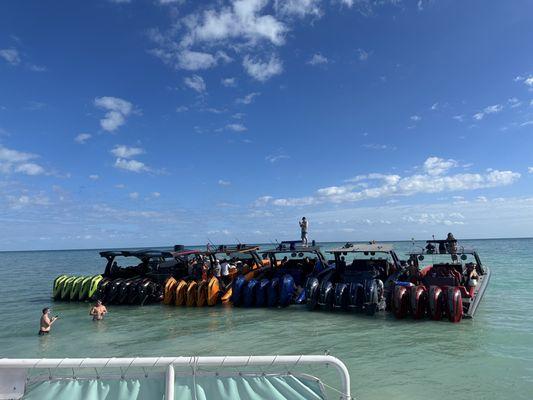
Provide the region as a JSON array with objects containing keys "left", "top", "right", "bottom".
[{"left": 0, "top": 355, "right": 351, "bottom": 400}]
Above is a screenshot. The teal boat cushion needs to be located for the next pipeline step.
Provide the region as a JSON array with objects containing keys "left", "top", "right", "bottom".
[{"left": 24, "top": 374, "right": 326, "bottom": 400}]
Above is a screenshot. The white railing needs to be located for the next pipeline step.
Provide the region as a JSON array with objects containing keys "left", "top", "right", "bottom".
[{"left": 0, "top": 355, "right": 351, "bottom": 400}]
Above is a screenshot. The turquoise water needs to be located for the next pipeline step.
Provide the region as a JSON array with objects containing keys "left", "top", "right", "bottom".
[{"left": 1, "top": 239, "right": 532, "bottom": 399}]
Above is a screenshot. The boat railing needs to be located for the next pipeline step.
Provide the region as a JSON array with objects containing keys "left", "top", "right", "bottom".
[{"left": 0, "top": 354, "right": 351, "bottom": 400}]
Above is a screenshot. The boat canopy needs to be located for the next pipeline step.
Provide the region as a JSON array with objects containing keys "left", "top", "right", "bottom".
[
  {"left": 408, "top": 240, "right": 477, "bottom": 255},
  {"left": 328, "top": 243, "right": 394, "bottom": 254}
]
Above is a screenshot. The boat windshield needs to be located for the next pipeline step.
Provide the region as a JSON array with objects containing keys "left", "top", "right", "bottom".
[{"left": 334, "top": 251, "right": 394, "bottom": 263}]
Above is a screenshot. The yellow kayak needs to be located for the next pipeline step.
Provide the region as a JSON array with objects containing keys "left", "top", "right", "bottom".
[{"left": 197, "top": 280, "right": 207, "bottom": 307}]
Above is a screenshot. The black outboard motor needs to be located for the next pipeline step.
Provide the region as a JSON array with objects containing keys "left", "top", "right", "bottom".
[
  {"left": 106, "top": 278, "right": 124, "bottom": 303},
  {"left": 318, "top": 280, "right": 334, "bottom": 310},
  {"left": 334, "top": 283, "right": 349, "bottom": 310},
  {"left": 305, "top": 277, "right": 320, "bottom": 310}
]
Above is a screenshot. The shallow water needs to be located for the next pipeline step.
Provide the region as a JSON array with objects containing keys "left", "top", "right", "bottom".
[{"left": 1, "top": 239, "right": 532, "bottom": 399}]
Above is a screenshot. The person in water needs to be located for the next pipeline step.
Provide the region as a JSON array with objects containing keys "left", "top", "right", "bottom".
[
  {"left": 39, "top": 307, "right": 58, "bottom": 335},
  {"left": 90, "top": 300, "right": 107, "bottom": 321},
  {"left": 299, "top": 217, "right": 308, "bottom": 246}
]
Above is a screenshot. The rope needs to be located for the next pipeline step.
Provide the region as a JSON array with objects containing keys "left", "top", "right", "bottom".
[{"left": 320, "top": 380, "right": 354, "bottom": 400}]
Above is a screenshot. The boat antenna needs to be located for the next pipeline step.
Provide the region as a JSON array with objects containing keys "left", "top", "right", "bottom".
[{"left": 207, "top": 238, "right": 216, "bottom": 251}]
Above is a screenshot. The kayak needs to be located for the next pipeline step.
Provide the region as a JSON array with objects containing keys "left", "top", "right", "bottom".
[
  {"left": 88, "top": 276, "right": 104, "bottom": 300},
  {"left": 78, "top": 276, "right": 94, "bottom": 301},
  {"left": 61, "top": 276, "right": 77, "bottom": 300},
  {"left": 186, "top": 281, "right": 197, "bottom": 306},
  {"left": 197, "top": 280, "right": 207, "bottom": 307},
  {"left": 69, "top": 276, "right": 85, "bottom": 301},
  {"left": 53, "top": 275, "right": 69, "bottom": 300},
  {"left": 207, "top": 277, "right": 220, "bottom": 306}
]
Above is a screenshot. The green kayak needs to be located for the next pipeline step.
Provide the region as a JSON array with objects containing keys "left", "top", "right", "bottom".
[
  {"left": 79, "top": 276, "right": 95, "bottom": 301},
  {"left": 53, "top": 275, "right": 69, "bottom": 299},
  {"left": 70, "top": 276, "right": 85, "bottom": 301},
  {"left": 61, "top": 276, "right": 77, "bottom": 300},
  {"left": 88, "top": 275, "right": 104, "bottom": 300}
]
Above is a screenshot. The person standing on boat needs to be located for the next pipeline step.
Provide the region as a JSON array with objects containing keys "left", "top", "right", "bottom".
[
  {"left": 299, "top": 217, "right": 308, "bottom": 246},
  {"left": 39, "top": 307, "right": 58, "bottom": 335}
]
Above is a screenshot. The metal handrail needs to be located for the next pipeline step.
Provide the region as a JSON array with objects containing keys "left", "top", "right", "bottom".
[{"left": 0, "top": 355, "right": 351, "bottom": 400}]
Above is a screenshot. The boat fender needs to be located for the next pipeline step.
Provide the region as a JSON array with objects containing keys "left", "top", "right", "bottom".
[
  {"left": 409, "top": 285, "right": 428, "bottom": 319},
  {"left": 428, "top": 286, "right": 444, "bottom": 321},
  {"left": 267, "top": 277, "right": 280, "bottom": 307},
  {"left": 393, "top": 285, "right": 409, "bottom": 319},
  {"left": 447, "top": 286, "right": 463, "bottom": 323},
  {"left": 305, "top": 277, "right": 320, "bottom": 310}
]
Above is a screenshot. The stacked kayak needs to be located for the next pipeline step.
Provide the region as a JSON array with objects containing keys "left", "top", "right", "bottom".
[
  {"left": 53, "top": 275, "right": 103, "bottom": 302},
  {"left": 163, "top": 276, "right": 230, "bottom": 307}
]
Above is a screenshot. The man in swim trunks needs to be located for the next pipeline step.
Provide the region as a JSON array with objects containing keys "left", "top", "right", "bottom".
[
  {"left": 39, "top": 307, "right": 58, "bottom": 335},
  {"left": 299, "top": 217, "right": 308, "bottom": 246},
  {"left": 90, "top": 300, "right": 108, "bottom": 321}
]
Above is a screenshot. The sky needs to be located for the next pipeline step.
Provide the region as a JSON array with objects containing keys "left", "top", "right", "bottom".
[{"left": 1, "top": 0, "right": 533, "bottom": 251}]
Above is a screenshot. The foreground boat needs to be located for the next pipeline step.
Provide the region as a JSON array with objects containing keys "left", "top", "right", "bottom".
[
  {"left": 0, "top": 355, "right": 351, "bottom": 400},
  {"left": 392, "top": 239, "right": 491, "bottom": 322}
]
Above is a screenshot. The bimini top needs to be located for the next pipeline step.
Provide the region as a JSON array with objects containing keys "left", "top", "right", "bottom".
[
  {"left": 169, "top": 249, "right": 206, "bottom": 259},
  {"left": 208, "top": 244, "right": 259, "bottom": 255},
  {"left": 99, "top": 249, "right": 173, "bottom": 259},
  {"left": 408, "top": 240, "right": 477, "bottom": 255},
  {"left": 328, "top": 242, "right": 394, "bottom": 254},
  {"left": 263, "top": 240, "right": 322, "bottom": 254}
]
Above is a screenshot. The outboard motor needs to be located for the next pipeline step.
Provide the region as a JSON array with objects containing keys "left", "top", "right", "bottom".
[
  {"left": 267, "top": 277, "right": 280, "bottom": 307},
  {"left": 447, "top": 286, "right": 463, "bottom": 323},
  {"left": 255, "top": 279, "right": 270, "bottom": 307},
  {"left": 334, "top": 283, "right": 349, "bottom": 310},
  {"left": 393, "top": 284, "right": 410, "bottom": 319},
  {"left": 106, "top": 278, "right": 124, "bottom": 303},
  {"left": 243, "top": 279, "right": 259, "bottom": 307},
  {"left": 278, "top": 274, "right": 295, "bottom": 307},
  {"left": 363, "top": 279, "right": 379, "bottom": 316},
  {"left": 428, "top": 286, "right": 444, "bottom": 320},
  {"left": 231, "top": 275, "right": 247, "bottom": 306},
  {"left": 409, "top": 285, "right": 428, "bottom": 319},
  {"left": 319, "top": 280, "right": 334, "bottom": 310},
  {"left": 305, "top": 277, "right": 320, "bottom": 310},
  {"left": 348, "top": 282, "right": 364, "bottom": 310}
]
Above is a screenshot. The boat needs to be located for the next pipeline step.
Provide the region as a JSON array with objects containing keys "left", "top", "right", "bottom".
[
  {"left": 0, "top": 354, "right": 351, "bottom": 400},
  {"left": 392, "top": 239, "right": 491, "bottom": 322},
  {"left": 165, "top": 245, "right": 266, "bottom": 307},
  {"left": 238, "top": 240, "right": 332, "bottom": 307},
  {"left": 52, "top": 246, "right": 189, "bottom": 305},
  {"left": 306, "top": 243, "right": 404, "bottom": 316}
]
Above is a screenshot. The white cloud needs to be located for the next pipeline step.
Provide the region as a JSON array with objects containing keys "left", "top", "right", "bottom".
[
  {"left": 528, "top": 167, "right": 533, "bottom": 174},
  {"left": 181, "top": 0, "right": 287, "bottom": 48},
  {"left": 176, "top": 105, "right": 189, "bottom": 112},
  {"left": 307, "top": 53, "right": 328, "bottom": 66},
  {"left": 508, "top": 97, "right": 522, "bottom": 108},
  {"left": 94, "top": 96, "right": 134, "bottom": 132},
  {"left": 431, "top": 102, "right": 439, "bottom": 111},
  {"left": 0, "top": 49, "right": 21, "bottom": 65},
  {"left": 423, "top": 156, "right": 458, "bottom": 176},
  {"left": 356, "top": 48, "right": 369, "bottom": 61},
  {"left": 362, "top": 144, "right": 396, "bottom": 151},
  {"left": 176, "top": 50, "right": 217, "bottom": 70},
  {"left": 242, "top": 54, "right": 282, "bottom": 81},
  {"left": 274, "top": 0, "right": 322, "bottom": 18},
  {"left": 28, "top": 64, "right": 47, "bottom": 72},
  {"left": 0, "top": 145, "right": 46, "bottom": 176},
  {"left": 236, "top": 92, "right": 260, "bottom": 104},
  {"left": 184, "top": 75, "right": 206, "bottom": 92},
  {"left": 218, "top": 179, "right": 231, "bottom": 186},
  {"left": 265, "top": 153, "right": 289, "bottom": 163},
  {"left": 473, "top": 104, "right": 503, "bottom": 121},
  {"left": 114, "top": 158, "right": 148, "bottom": 173},
  {"left": 221, "top": 77, "right": 236, "bottom": 87},
  {"left": 14, "top": 163, "right": 45, "bottom": 176},
  {"left": 452, "top": 115, "right": 464, "bottom": 122},
  {"left": 255, "top": 156, "right": 521, "bottom": 207},
  {"left": 129, "top": 192, "right": 139, "bottom": 199},
  {"left": 524, "top": 76, "right": 533, "bottom": 87},
  {"left": 226, "top": 123, "right": 247, "bottom": 132},
  {"left": 152, "top": 191, "right": 161, "bottom": 197},
  {"left": 410, "top": 115, "right": 421, "bottom": 122},
  {"left": 74, "top": 133, "right": 92, "bottom": 144},
  {"left": 89, "top": 174, "right": 99, "bottom": 180},
  {"left": 111, "top": 145, "right": 145, "bottom": 159}
]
